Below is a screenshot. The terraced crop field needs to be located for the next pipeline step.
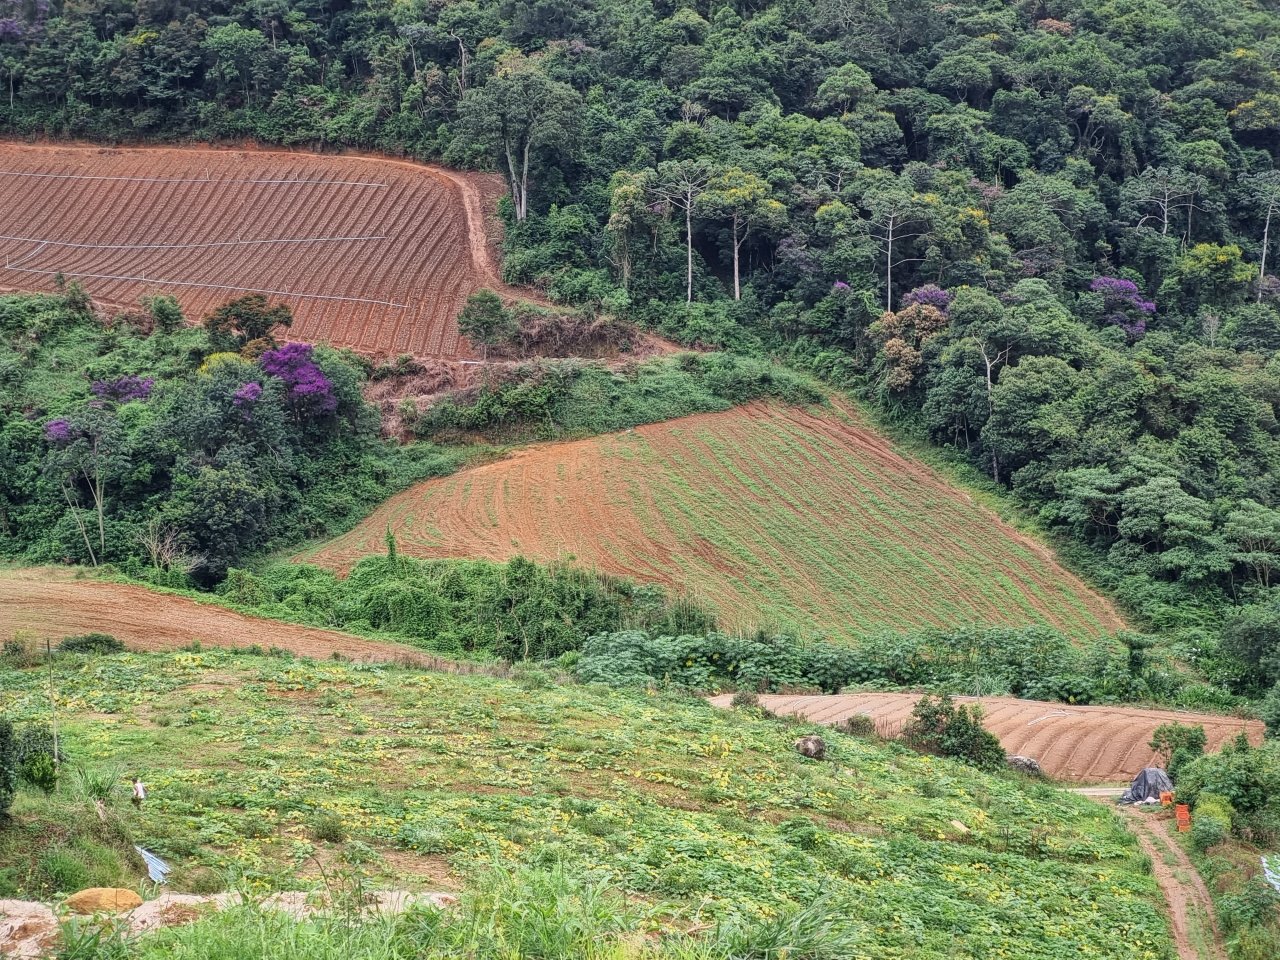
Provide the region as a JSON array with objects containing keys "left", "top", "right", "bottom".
[
  {"left": 0, "top": 144, "right": 504, "bottom": 358},
  {"left": 708, "top": 692, "right": 1264, "bottom": 781},
  {"left": 302, "top": 401, "right": 1125, "bottom": 640}
]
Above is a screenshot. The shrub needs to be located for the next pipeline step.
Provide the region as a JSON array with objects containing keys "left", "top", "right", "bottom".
[
  {"left": 1150, "top": 722, "right": 1207, "bottom": 768},
  {"left": 15, "top": 727, "right": 60, "bottom": 793},
  {"left": 837, "top": 714, "right": 877, "bottom": 738},
  {"left": 311, "top": 813, "right": 347, "bottom": 844},
  {"left": 0, "top": 720, "right": 15, "bottom": 818},
  {"left": 1190, "top": 793, "right": 1233, "bottom": 851},
  {"left": 902, "top": 694, "right": 1006, "bottom": 771},
  {"left": 58, "top": 633, "right": 125, "bottom": 655},
  {"left": 1176, "top": 738, "right": 1280, "bottom": 813}
]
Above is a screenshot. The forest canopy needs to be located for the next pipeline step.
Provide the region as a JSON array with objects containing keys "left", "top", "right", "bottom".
[{"left": 4, "top": 0, "right": 1280, "bottom": 692}]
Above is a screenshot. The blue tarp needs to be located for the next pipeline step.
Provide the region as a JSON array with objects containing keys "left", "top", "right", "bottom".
[{"left": 135, "top": 845, "right": 171, "bottom": 884}]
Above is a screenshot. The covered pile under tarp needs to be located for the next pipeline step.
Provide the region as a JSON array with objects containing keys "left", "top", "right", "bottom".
[{"left": 1118, "top": 767, "right": 1173, "bottom": 804}]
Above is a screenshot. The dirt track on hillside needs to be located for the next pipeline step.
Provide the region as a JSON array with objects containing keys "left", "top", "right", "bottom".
[
  {"left": 0, "top": 568, "right": 480, "bottom": 669},
  {"left": 711, "top": 691, "right": 1263, "bottom": 781}
]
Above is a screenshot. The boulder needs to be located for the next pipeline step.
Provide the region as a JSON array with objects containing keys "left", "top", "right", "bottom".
[
  {"left": 1007, "top": 755, "right": 1042, "bottom": 776},
  {"left": 793, "top": 735, "right": 827, "bottom": 760},
  {"left": 64, "top": 888, "right": 143, "bottom": 915}
]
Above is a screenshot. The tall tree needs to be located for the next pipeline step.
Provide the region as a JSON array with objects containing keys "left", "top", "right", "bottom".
[
  {"left": 651, "top": 159, "right": 715, "bottom": 303},
  {"left": 456, "top": 51, "right": 580, "bottom": 221},
  {"left": 1242, "top": 171, "right": 1280, "bottom": 302},
  {"left": 698, "top": 167, "right": 786, "bottom": 300}
]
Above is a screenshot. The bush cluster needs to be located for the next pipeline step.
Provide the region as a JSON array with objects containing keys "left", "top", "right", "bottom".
[
  {"left": 574, "top": 625, "right": 1225, "bottom": 710},
  {"left": 415, "top": 353, "right": 823, "bottom": 442},
  {"left": 219, "top": 556, "right": 714, "bottom": 661}
]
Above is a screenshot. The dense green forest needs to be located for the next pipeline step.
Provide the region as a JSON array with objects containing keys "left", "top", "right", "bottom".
[{"left": 4, "top": 0, "right": 1280, "bottom": 692}]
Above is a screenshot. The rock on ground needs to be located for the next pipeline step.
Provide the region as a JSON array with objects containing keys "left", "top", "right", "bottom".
[{"left": 63, "top": 888, "right": 144, "bottom": 915}]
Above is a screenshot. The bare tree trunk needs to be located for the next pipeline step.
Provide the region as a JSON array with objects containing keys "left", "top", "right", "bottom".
[
  {"left": 685, "top": 202, "right": 694, "bottom": 303},
  {"left": 1261, "top": 199, "right": 1275, "bottom": 303},
  {"left": 732, "top": 218, "right": 741, "bottom": 300},
  {"left": 504, "top": 140, "right": 523, "bottom": 221},
  {"left": 885, "top": 217, "right": 894, "bottom": 311},
  {"left": 520, "top": 139, "right": 531, "bottom": 221},
  {"left": 63, "top": 483, "right": 97, "bottom": 567}
]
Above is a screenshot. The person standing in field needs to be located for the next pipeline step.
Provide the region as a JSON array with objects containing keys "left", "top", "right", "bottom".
[{"left": 132, "top": 777, "right": 146, "bottom": 808}]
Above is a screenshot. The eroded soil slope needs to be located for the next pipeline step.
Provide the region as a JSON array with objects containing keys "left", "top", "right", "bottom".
[{"left": 301, "top": 401, "right": 1126, "bottom": 640}]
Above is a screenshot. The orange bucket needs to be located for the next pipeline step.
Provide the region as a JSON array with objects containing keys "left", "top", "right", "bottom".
[{"left": 1160, "top": 791, "right": 1174, "bottom": 806}]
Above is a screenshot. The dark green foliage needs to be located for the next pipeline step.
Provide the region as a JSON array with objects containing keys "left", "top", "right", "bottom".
[
  {"left": 14, "top": 724, "right": 62, "bottom": 794},
  {"left": 1150, "top": 722, "right": 1208, "bottom": 781},
  {"left": 417, "top": 353, "right": 823, "bottom": 442},
  {"left": 202, "top": 295, "right": 294, "bottom": 352},
  {"left": 457, "top": 290, "right": 517, "bottom": 359},
  {"left": 1177, "top": 738, "right": 1280, "bottom": 817},
  {"left": 0, "top": 720, "right": 15, "bottom": 819},
  {"left": 217, "top": 556, "right": 714, "bottom": 661},
  {"left": 58, "top": 633, "right": 124, "bottom": 655},
  {"left": 0, "top": 297, "right": 464, "bottom": 582},
  {"left": 903, "top": 695, "right": 1007, "bottom": 771},
  {"left": 574, "top": 625, "right": 1218, "bottom": 709}
]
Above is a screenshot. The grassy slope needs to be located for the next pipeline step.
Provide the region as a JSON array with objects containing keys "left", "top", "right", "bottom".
[
  {"left": 1, "top": 650, "right": 1173, "bottom": 958},
  {"left": 301, "top": 399, "right": 1124, "bottom": 641}
]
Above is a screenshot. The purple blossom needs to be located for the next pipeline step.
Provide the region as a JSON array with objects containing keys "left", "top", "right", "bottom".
[
  {"left": 1090, "top": 277, "right": 1154, "bottom": 341},
  {"left": 259, "top": 342, "right": 336, "bottom": 415},
  {"left": 901, "top": 284, "right": 952, "bottom": 315},
  {"left": 832, "top": 281, "right": 851, "bottom": 292},
  {"left": 90, "top": 375, "right": 153, "bottom": 403},
  {"left": 233, "top": 381, "right": 263, "bottom": 407},
  {"left": 44, "top": 418, "right": 72, "bottom": 443}
]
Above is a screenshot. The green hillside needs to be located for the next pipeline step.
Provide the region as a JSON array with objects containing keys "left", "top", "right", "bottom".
[{"left": 1, "top": 649, "right": 1170, "bottom": 958}]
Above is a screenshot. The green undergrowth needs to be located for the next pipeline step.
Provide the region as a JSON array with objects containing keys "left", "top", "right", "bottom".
[
  {"left": 0, "top": 649, "right": 1175, "bottom": 958},
  {"left": 575, "top": 628, "right": 1250, "bottom": 713},
  {"left": 413, "top": 352, "right": 824, "bottom": 444},
  {"left": 0, "top": 789, "right": 142, "bottom": 898}
]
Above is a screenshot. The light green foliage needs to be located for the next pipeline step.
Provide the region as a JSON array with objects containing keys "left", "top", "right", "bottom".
[
  {"left": 0, "top": 650, "right": 1172, "bottom": 957},
  {"left": 1190, "top": 793, "right": 1234, "bottom": 851}
]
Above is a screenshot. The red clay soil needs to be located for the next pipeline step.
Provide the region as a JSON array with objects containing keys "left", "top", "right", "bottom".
[
  {"left": 0, "top": 568, "right": 479, "bottom": 670},
  {"left": 710, "top": 692, "right": 1263, "bottom": 782},
  {"left": 0, "top": 143, "right": 510, "bottom": 359},
  {"left": 300, "top": 400, "right": 1126, "bottom": 640},
  {"left": 1118, "top": 807, "right": 1227, "bottom": 960}
]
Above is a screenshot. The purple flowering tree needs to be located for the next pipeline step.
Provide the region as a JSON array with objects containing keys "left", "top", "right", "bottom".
[
  {"left": 259, "top": 342, "right": 337, "bottom": 416},
  {"left": 901, "top": 285, "right": 952, "bottom": 315},
  {"left": 1089, "top": 277, "right": 1155, "bottom": 340},
  {"left": 90, "top": 375, "right": 154, "bottom": 404},
  {"left": 232, "top": 381, "right": 263, "bottom": 407}
]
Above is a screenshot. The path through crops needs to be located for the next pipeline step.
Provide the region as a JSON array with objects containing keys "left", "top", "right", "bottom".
[
  {"left": 302, "top": 401, "right": 1126, "bottom": 640},
  {"left": 710, "top": 692, "right": 1263, "bottom": 781}
]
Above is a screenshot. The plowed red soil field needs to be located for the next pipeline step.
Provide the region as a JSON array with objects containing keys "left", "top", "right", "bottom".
[
  {"left": 300, "top": 400, "right": 1126, "bottom": 640},
  {"left": 709, "top": 692, "right": 1263, "bottom": 781},
  {"left": 0, "top": 143, "right": 505, "bottom": 358},
  {"left": 0, "top": 568, "right": 457, "bottom": 667}
]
